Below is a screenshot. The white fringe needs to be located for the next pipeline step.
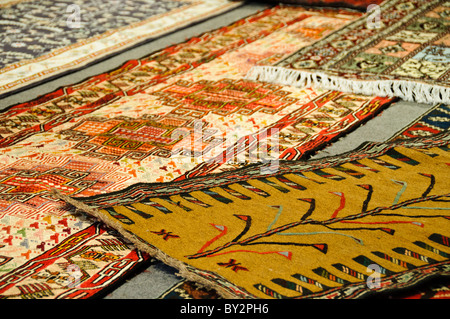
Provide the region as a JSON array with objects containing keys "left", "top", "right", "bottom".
[{"left": 245, "top": 66, "right": 450, "bottom": 105}]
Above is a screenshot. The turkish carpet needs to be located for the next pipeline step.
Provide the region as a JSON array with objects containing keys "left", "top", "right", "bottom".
[
  {"left": 160, "top": 276, "right": 450, "bottom": 299},
  {"left": 156, "top": 100, "right": 450, "bottom": 300},
  {"left": 393, "top": 279, "right": 450, "bottom": 299},
  {"left": 389, "top": 103, "right": 450, "bottom": 141},
  {"left": 0, "top": 5, "right": 396, "bottom": 299},
  {"left": 0, "top": 0, "right": 241, "bottom": 97},
  {"left": 246, "top": 0, "right": 450, "bottom": 104},
  {"left": 263, "top": 0, "right": 384, "bottom": 11},
  {"left": 60, "top": 132, "right": 450, "bottom": 299}
]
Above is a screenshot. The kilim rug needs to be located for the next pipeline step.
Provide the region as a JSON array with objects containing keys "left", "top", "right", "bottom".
[
  {"left": 263, "top": 0, "right": 384, "bottom": 11},
  {"left": 0, "top": 219, "right": 152, "bottom": 299},
  {"left": 246, "top": 0, "right": 450, "bottom": 104},
  {"left": 155, "top": 101, "right": 450, "bottom": 300},
  {"left": 59, "top": 132, "right": 450, "bottom": 299},
  {"left": 394, "top": 279, "right": 450, "bottom": 299},
  {"left": 160, "top": 280, "right": 222, "bottom": 299},
  {"left": 160, "top": 276, "right": 450, "bottom": 299},
  {"left": 0, "top": 5, "right": 396, "bottom": 299},
  {"left": 0, "top": 0, "right": 242, "bottom": 97},
  {"left": 389, "top": 103, "right": 450, "bottom": 141}
]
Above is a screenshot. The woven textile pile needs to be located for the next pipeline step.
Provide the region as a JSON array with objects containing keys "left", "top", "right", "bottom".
[{"left": 0, "top": 0, "right": 448, "bottom": 300}]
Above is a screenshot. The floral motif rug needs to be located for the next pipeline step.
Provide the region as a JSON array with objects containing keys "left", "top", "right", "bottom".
[
  {"left": 61, "top": 132, "right": 450, "bottom": 299},
  {"left": 246, "top": 0, "right": 450, "bottom": 104},
  {"left": 0, "top": 4, "right": 397, "bottom": 299},
  {"left": 0, "top": 0, "right": 241, "bottom": 97}
]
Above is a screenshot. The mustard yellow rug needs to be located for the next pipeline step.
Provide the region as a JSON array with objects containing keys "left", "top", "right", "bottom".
[
  {"left": 60, "top": 132, "right": 450, "bottom": 299},
  {"left": 0, "top": 0, "right": 241, "bottom": 97}
]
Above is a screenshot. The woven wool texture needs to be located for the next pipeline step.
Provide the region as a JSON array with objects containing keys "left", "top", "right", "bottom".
[
  {"left": 389, "top": 103, "right": 450, "bottom": 141},
  {"left": 266, "top": 0, "right": 384, "bottom": 10},
  {"left": 160, "top": 100, "right": 450, "bottom": 299},
  {"left": 158, "top": 100, "right": 450, "bottom": 300},
  {"left": 246, "top": 0, "right": 450, "bottom": 104},
  {"left": 0, "top": 5, "right": 397, "bottom": 299},
  {"left": 64, "top": 133, "right": 450, "bottom": 299},
  {"left": 0, "top": 0, "right": 242, "bottom": 97}
]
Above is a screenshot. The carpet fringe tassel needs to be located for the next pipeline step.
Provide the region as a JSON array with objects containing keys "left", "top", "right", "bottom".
[
  {"left": 245, "top": 66, "right": 450, "bottom": 105},
  {"left": 51, "top": 189, "right": 240, "bottom": 299}
]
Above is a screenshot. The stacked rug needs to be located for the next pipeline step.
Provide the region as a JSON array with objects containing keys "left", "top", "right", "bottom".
[
  {"left": 389, "top": 104, "right": 450, "bottom": 141},
  {"left": 0, "top": 0, "right": 448, "bottom": 300},
  {"left": 247, "top": 0, "right": 450, "bottom": 104},
  {"left": 62, "top": 132, "right": 450, "bottom": 299},
  {"left": 0, "top": 0, "right": 242, "bottom": 97},
  {"left": 0, "top": 3, "right": 390, "bottom": 299}
]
